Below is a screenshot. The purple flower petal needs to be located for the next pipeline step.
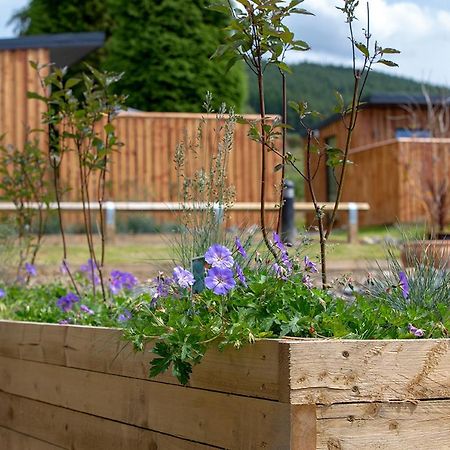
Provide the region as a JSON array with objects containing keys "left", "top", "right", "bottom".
[
  {"left": 109, "top": 270, "right": 138, "bottom": 294},
  {"left": 399, "top": 271, "right": 409, "bottom": 299},
  {"left": 302, "top": 274, "right": 313, "bottom": 289},
  {"left": 204, "top": 244, "right": 234, "bottom": 269},
  {"left": 80, "top": 304, "right": 94, "bottom": 315},
  {"left": 205, "top": 266, "right": 235, "bottom": 295},
  {"left": 25, "top": 262, "right": 37, "bottom": 277},
  {"left": 304, "top": 256, "right": 318, "bottom": 273},
  {"left": 235, "top": 263, "right": 247, "bottom": 287},
  {"left": 234, "top": 237, "right": 247, "bottom": 258},
  {"left": 56, "top": 292, "right": 79, "bottom": 313},
  {"left": 272, "top": 231, "right": 287, "bottom": 255},
  {"left": 173, "top": 266, "right": 195, "bottom": 288},
  {"left": 0, "top": 288, "right": 5, "bottom": 298},
  {"left": 408, "top": 323, "right": 424, "bottom": 337},
  {"left": 118, "top": 309, "right": 132, "bottom": 323}
]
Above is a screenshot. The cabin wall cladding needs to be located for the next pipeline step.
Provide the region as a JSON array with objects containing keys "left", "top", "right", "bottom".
[{"left": 0, "top": 48, "right": 49, "bottom": 148}]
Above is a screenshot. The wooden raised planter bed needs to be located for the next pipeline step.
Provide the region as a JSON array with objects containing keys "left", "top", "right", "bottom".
[{"left": 0, "top": 320, "right": 449, "bottom": 449}]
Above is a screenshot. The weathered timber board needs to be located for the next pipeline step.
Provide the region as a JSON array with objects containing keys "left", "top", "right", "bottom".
[
  {"left": 0, "top": 425, "right": 64, "bottom": 450},
  {"left": 286, "top": 339, "right": 450, "bottom": 404},
  {"left": 0, "top": 320, "right": 281, "bottom": 401},
  {"left": 0, "top": 392, "right": 217, "bottom": 450},
  {"left": 315, "top": 400, "right": 450, "bottom": 449},
  {"left": 0, "top": 355, "right": 291, "bottom": 449}
]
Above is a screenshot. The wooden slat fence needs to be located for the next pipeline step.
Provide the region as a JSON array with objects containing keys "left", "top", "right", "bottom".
[{"left": 0, "top": 47, "right": 283, "bottom": 228}]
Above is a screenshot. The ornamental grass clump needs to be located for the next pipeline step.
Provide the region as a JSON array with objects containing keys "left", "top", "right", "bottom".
[{"left": 172, "top": 93, "right": 237, "bottom": 267}]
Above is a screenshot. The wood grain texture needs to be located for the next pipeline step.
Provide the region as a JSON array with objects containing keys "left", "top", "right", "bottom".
[
  {"left": 0, "top": 354, "right": 290, "bottom": 449},
  {"left": 56, "top": 112, "right": 281, "bottom": 227},
  {"left": 0, "top": 320, "right": 282, "bottom": 401},
  {"left": 0, "top": 426, "right": 64, "bottom": 450},
  {"left": 0, "top": 392, "right": 217, "bottom": 450},
  {"left": 287, "top": 339, "right": 450, "bottom": 405},
  {"left": 316, "top": 400, "right": 450, "bottom": 450}
]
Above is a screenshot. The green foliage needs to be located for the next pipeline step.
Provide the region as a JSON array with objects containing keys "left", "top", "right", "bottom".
[
  {"left": 122, "top": 264, "right": 449, "bottom": 385},
  {"left": 29, "top": 62, "right": 126, "bottom": 301},
  {"left": 366, "top": 241, "right": 450, "bottom": 311},
  {"left": 0, "top": 280, "right": 128, "bottom": 327},
  {"left": 11, "top": 0, "right": 246, "bottom": 112},
  {"left": 11, "top": 0, "right": 110, "bottom": 36},
  {"left": 0, "top": 134, "right": 50, "bottom": 277},
  {"left": 104, "top": 0, "right": 246, "bottom": 112},
  {"left": 246, "top": 62, "right": 449, "bottom": 130}
]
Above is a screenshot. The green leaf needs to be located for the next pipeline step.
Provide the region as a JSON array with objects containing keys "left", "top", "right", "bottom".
[
  {"left": 65, "top": 78, "right": 81, "bottom": 89},
  {"left": 382, "top": 47, "right": 401, "bottom": 54},
  {"left": 291, "top": 8, "right": 314, "bottom": 16},
  {"left": 26, "top": 92, "right": 46, "bottom": 102},
  {"left": 377, "top": 59, "right": 399, "bottom": 67},
  {"left": 334, "top": 91, "right": 344, "bottom": 113},
  {"left": 355, "top": 42, "right": 369, "bottom": 58}
]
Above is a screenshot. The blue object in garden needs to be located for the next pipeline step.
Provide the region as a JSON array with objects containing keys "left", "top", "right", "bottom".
[{"left": 192, "top": 256, "right": 206, "bottom": 293}]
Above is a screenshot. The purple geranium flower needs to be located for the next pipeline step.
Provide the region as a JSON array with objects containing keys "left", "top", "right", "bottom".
[
  {"left": 302, "top": 274, "right": 313, "bottom": 289},
  {"left": 25, "top": 262, "right": 37, "bottom": 277},
  {"left": 281, "top": 252, "right": 293, "bottom": 272},
  {"left": 118, "top": 309, "right": 132, "bottom": 323},
  {"left": 109, "top": 270, "right": 138, "bottom": 295},
  {"left": 173, "top": 266, "right": 195, "bottom": 288},
  {"left": 272, "top": 231, "right": 287, "bottom": 255},
  {"left": 205, "top": 244, "right": 234, "bottom": 269},
  {"left": 80, "top": 259, "right": 100, "bottom": 285},
  {"left": 304, "top": 256, "right": 318, "bottom": 273},
  {"left": 235, "top": 263, "right": 247, "bottom": 287},
  {"left": 271, "top": 262, "right": 289, "bottom": 280},
  {"left": 234, "top": 236, "right": 247, "bottom": 258},
  {"left": 205, "top": 266, "right": 236, "bottom": 295},
  {"left": 80, "top": 259, "right": 97, "bottom": 273},
  {"left": 56, "top": 292, "right": 79, "bottom": 313},
  {"left": 58, "top": 319, "right": 71, "bottom": 325},
  {"left": 399, "top": 271, "right": 409, "bottom": 300},
  {"left": 80, "top": 304, "right": 94, "bottom": 315},
  {"left": 408, "top": 323, "right": 424, "bottom": 337},
  {"left": 0, "top": 288, "right": 5, "bottom": 298}
]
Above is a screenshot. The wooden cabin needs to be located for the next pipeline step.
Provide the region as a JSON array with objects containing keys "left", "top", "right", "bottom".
[
  {"left": 307, "top": 93, "right": 450, "bottom": 227},
  {"left": 0, "top": 33, "right": 280, "bottom": 228}
]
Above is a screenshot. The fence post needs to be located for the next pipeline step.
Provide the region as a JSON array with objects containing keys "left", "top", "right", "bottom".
[
  {"left": 348, "top": 202, "right": 359, "bottom": 244},
  {"left": 281, "top": 180, "right": 296, "bottom": 245},
  {"left": 105, "top": 201, "right": 116, "bottom": 243}
]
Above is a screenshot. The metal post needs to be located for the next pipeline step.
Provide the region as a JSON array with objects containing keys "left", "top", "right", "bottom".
[
  {"left": 281, "top": 180, "right": 296, "bottom": 245},
  {"left": 105, "top": 201, "right": 116, "bottom": 243},
  {"left": 348, "top": 202, "right": 358, "bottom": 244}
]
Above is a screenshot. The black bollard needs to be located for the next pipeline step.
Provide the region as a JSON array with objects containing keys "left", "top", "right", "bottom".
[{"left": 281, "top": 179, "right": 296, "bottom": 245}]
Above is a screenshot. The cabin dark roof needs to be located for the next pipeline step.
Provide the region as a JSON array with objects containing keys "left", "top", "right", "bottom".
[
  {"left": 315, "top": 92, "right": 450, "bottom": 130},
  {"left": 0, "top": 32, "right": 105, "bottom": 67}
]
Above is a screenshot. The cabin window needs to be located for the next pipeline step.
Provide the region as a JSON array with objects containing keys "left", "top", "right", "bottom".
[
  {"left": 395, "top": 128, "right": 431, "bottom": 138},
  {"left": 325, "top": 136, "right": 338, "bottom": 202}
]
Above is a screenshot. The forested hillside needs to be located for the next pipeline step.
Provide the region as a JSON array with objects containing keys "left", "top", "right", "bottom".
[{"left": 246, "top": 62, "right": 449, "bottom": 129}]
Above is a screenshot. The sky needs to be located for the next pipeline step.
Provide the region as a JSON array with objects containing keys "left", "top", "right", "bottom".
[
  {"left": 286, "top": 0, "right": 450, "bottom": 87},
  {"left": 0, "top": 0, "right": 449, "bottom": 87}
]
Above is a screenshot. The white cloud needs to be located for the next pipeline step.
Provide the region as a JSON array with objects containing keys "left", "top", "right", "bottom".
[{"left": 285, "top": 0, "right": 450, "bottom": 87}]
